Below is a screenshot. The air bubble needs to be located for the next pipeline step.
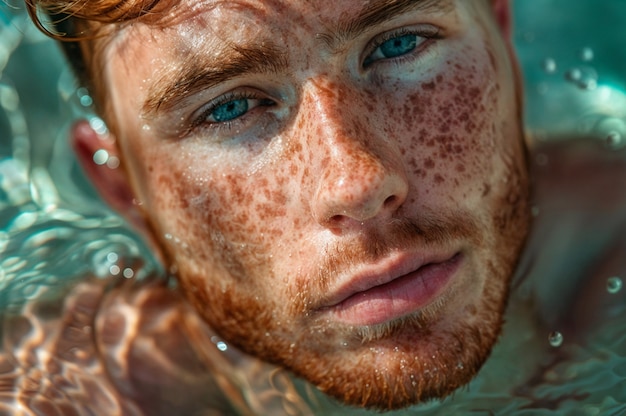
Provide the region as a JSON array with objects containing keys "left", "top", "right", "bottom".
[
  {"left": 123, "top": 268, "right": 134, "bottom": 279},
  {"left": 216, "top": 341, "right": 228, "bottom": 352},
  {"left": 580, "top": 47, "right": 594, "bottom": 62},
  {"left": 595, "top": 118, "right": 626, "bottom": 150},
  {"left": 565, "top": 67, "right": 598, "bottom": 90},
  {"left": 548, "top": 331, "right": 563, "bottom": 347},
  {"left": 607, "top": 276, "right": 622, "bottom": 294},
  {"left": 605, "top": 131, "right": 625, "bottom": 149},
  {"left": 542, "top": 58, "right": 557, "bottom": 73}
]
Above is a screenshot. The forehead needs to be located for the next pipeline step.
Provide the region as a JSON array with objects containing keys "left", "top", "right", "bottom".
[{"left": 108, "top": 0, "right": 464, "bottom": 57}]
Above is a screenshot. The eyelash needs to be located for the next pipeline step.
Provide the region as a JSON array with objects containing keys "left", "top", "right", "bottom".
[
  {"left": 188, "top": 91, "right": 275, "bottom": 137},
  {"left": 364, "top": 26, "right": 442, "bottom": 68}
]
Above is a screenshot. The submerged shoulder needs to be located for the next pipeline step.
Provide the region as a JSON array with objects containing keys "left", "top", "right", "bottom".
[
  {"left": 518, "top": 137, "right": 626, "bottom": 334},
  {"left": 0, "top": 276, "right": 236, "bottom": 415}
]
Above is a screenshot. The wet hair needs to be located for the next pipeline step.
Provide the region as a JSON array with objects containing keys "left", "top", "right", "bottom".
[
  {"left": 25, "top": 0, "right": 167, "bottom": 115},
  {"left": 26, "top": 0, "right": 498, "bottom": 118}
]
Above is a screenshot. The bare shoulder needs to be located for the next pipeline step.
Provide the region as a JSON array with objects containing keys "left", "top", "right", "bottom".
[
  {"left": 0, "top": 276, "right": 237, "bottom": 415},
  {"left": 519, "top": 138, "right": 626, "bottom": 335},
  {"left": 531, "top": 138, "right": 626, "bottom": 207}
]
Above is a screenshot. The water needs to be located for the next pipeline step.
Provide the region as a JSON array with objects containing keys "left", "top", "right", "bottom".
[{"left": 1, "top": 0, "right": 625, "bottom": 414}]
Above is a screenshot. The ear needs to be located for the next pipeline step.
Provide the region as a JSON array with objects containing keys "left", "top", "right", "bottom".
[
  {"left": 491, "top": 0, "right": 512, "bottom": 39},
  {"left": 71, "top": 120, "right": 145, "bottom": 229}
]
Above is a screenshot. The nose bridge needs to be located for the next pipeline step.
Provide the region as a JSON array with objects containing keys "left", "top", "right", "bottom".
[{"left": 299, "top": 77, "right": 408, "bottom": 227}]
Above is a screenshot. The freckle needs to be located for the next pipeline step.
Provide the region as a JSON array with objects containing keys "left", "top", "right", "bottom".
[
  {"left": 434, "top": 174, "right": 444, "bottom": 184},
  {"left": 482, "top": 183, "right": 491, "bottom": 196},
  {"left": 464, "top": 304, "right": 477, "bottom": 316},
  {"left": 424, "top": 158, "right": 435, "bottom": 169},
  {"left": 422, "top": 81, "right": 435, "bottom": 91},
  {"left": 455, "top": 164, "right": 465, "bottom": 173}
]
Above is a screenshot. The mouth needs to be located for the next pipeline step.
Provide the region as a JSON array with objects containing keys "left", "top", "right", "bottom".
[{"left": 320, "top": 252, "right": 463, "bottom": 326}]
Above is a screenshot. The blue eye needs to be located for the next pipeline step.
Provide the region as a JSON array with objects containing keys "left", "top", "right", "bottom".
[
  {"left": 380, "top": 34, "right": 418, "bottom": 59},
  {"left": 364, "top": 32, "right": 426, "bottom": 67},
  {"left": 211, "top": 98, "right": 249, "bottom": 122}
]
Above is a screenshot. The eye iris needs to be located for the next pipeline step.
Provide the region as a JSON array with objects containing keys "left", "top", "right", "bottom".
[
  {"left": 212, "top": 98, "right": 249, "bottom": 122},
  {"left": 380, "top": 34, "right": 417, "bottom": 59}
]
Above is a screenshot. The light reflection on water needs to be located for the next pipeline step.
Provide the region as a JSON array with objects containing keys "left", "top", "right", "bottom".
[{"left": 0, "top": 0, "right": 625, "bottom": 414}]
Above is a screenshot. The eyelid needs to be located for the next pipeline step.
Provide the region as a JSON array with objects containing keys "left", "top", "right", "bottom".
[
  {"left": 362, "top": 24, "right": 442, "bottom": 67},
  {"left": 183, "top": 88, "right": 277, "bottom": 140},
  {"left": 191, "top": 91, "right": 253, "bottom": 125}
]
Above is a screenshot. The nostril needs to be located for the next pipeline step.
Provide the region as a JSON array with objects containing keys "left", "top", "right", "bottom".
[
  {"left": 383, "top": 194, "right": 399, "bottom": 209},
  {"left": 329, "top": 214, "right": 343, "bottom": 224}
]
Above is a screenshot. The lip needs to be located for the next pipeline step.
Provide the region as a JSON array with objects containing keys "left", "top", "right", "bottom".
[{"left": 320, "top": 251, "right": 463, "bottom": 326}]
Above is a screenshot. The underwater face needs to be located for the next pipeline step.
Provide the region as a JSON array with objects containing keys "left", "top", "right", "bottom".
[{"left": 101, "top": 0, "right": 530, "bottom": 409}]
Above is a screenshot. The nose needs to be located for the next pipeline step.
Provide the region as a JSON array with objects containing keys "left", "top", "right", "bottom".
[{"left": 303, "top": 80, "right": 409, "bottom": 229}]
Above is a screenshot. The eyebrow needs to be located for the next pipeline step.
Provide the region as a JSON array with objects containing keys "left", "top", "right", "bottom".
[
  {"left": 142, "top": 42, "right": 287, "bottom": 118},
  {"left": 142, "top": 0, "right": 451, "bottom": 118},
  {"left": 321, "top": 0, "right": 451, "bottom": 51}
]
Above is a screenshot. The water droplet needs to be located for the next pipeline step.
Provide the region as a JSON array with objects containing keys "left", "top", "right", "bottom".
[
  {"left": 580, "top": 47, "right": 594, "bottom": 62},
  {"left": 93, "top": 149, "right": 109, "bottom": 166},
  {"left": 548, "top": 331, "right": 563, "bottom": 347},
  {"left": 79, "top": 94, "right": 93, "bottom": 107},
  {"left": 542, "top": 58, "right": 557, "bottom": 73},
  {"left": 89, "top": 117, "right": 108, "bottom": 135},
  {"left": 106, "top": 156, "right": 120, "bottom": 169},
  {"left": 607, "top": 276, "right": 622, "bottom": 294}
]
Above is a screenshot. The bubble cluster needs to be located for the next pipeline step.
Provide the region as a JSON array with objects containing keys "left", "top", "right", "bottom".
[{"left": 564, "top": 66, "right": 598, "bottom": 90}]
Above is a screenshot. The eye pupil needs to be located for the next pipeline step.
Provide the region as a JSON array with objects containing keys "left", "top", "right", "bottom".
[
  {"left": 213, "top": 98, "right": 249, "bottom": 122},
  {"left": 380, "top": 34, "right": 418, "bottom": 59}
]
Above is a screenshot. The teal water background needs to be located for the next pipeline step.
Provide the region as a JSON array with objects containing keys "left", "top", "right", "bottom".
[{"left": 0, "top": 1, "right": 625, "bottom": 414}]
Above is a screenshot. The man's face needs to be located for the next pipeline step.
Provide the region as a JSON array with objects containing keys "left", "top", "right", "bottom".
[{"left": 99, "top": 0, "right": 529, "bottom": 409}]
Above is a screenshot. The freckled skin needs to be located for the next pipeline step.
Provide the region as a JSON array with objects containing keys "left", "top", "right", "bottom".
[{"left": 103, "top": 0, "right": 530, "bottom": 410}]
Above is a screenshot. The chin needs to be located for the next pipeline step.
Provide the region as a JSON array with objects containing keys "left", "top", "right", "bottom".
[{"left": 278, "top": 285, "right": 508, "bottom": 410}]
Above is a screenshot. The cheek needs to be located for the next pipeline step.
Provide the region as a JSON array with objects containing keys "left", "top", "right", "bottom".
[
  {"left": 382, "top": 55, "right": 503, "bottom": 203},
  {"left": 142, "top": 145, "right": 306, "bottom": 275}
]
